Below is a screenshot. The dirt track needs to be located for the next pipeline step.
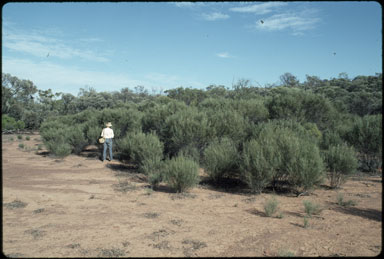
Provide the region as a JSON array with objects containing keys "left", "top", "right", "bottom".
[{"left": 2, "top": 133, "right": 382, "bottom": 257}]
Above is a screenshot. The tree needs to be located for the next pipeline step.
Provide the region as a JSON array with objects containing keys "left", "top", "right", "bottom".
[{"left": 280, "top": 72, "right": 299, "bottom": 88}]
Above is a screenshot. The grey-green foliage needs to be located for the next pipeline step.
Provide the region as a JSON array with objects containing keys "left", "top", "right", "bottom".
[
  {"left": 263, "top": 196, "right": 279, "bottom": 217},
  {"left": 241, "top": 121, "right": 325, "bottom": 193},
  {"left": 40, "top": 118, "right": 88, "bottom": 156},
  {"left": 320, "top": 130, "right": 344, "bottom": 150},
  {"left": 303, "top": 200, "right": 323, "bottom": 217},
  {"left": 324, "top": 143, "right": 358, "bottom": 188},
  {"left": 163, "top": 155, "right": 199, "bottom": 193},
  {"left": 141, "top": 99, "right": 187, "bottom": 136},
  {"left": 344, "top": 114, "right": 382, "bottom": 172},
  {"left": 203, "top": 137, "right": 239, "bottom": 183},
  {"left": 266, "top": 87, "right": 337, "bottom": 130},
  {"left": 40, "top": 120, "right": 71, "bottom": 157},
  {"left": 163, "top": 107, "right": 214, "bottom": 156},
  {"left": 206, "top": 108, "right": 248, "bottom": 145},
  {"left": 178, "top": 144, "right": 201, "bottom": 164},
  {"left": 99, "top": 107, "right": 143, "bottom": 140},
  {"left": 118, "top": 131, "right": 163, "bottom": 174},
  {"left": 242, "top": 138, "right": 279, "bottom": 193},
  {"left": 233, "top": 98, "right": 269, "bottom": 124},
  {"left": 345, "top": 114, "right": 382, "bottom": 155},
  {"left": 66, "top": 125, "right": 88, "bottom": 154}
]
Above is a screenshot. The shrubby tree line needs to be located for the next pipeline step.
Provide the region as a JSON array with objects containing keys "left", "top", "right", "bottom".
[{"left": 2, "top": 72, "right": 382, "bottom": 193}]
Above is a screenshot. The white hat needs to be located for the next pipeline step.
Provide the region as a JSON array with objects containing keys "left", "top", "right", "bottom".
[{"left": 106, "top": 122, "right": 112, "bottom": 127}]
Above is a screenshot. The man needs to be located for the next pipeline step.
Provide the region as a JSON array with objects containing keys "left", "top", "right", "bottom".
[{"left": 101, "top": 122, "right": 114, "bottom": 161}]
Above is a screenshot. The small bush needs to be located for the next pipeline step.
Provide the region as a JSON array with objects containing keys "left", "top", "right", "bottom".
[
  {"left": 303, "top": 200, "right": 323, "bottom": 217},
  {"left": 241, "top": 138, "right": 278, "bottom": 193},
  {"left": 98, "top": 248, "right": 126, "bottom": 257},
  {"left": 336, "top": 193, "right": 357, "bottom": 207},
  {"left": 18, "top": 143, "right": 25, "bottom": 149},
  {"left": 4, "top": 199, "right": 27, "bottom": 209},
  {"left": 324, "top": 143, "right": 358, "bottom": 188},
  {"left": 17, "top": 135, "right": 23, "bottom": 140},
  {"left": 163, "top": 107, "right": 213, "bottom": 156},
  {"left": 203, "top": 137, "right": 239, "bottom": 182},
  {"left": 50, "top": 142, "right": 72, "bottom": 157},
  {"left": 178, "top": 144, "right": 201, "bottom": 164},
  {"left": 243, "top": 121, "right": 325, "bottom": 193},
  {"left": 303, "top": 215, "right": 310, "bottom": 228},
  {"left": 2, "top": 114, "right": 25, "bottom": 131},
  {"left": 66, "top": 125, "right": 88, "bottom": 154},
  {"left": 263, "top": 196, "right": 279, "bottom": 217},
  {"left": 143, "top": 159, "right": 164, "bottom": 188},
  {"left": 163, "top": 155, "right": 199, "bottom": 193},
  {"left": 25, "top": 136, "right": 30, "bottom": 141},
  {"left": 119, "top": 131, "right": 163, "bottom": 174}
]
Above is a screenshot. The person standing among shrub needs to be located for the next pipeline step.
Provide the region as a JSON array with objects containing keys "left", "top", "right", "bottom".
[{"left": 101, "top": 122, "right": 114, "bottom": 161}]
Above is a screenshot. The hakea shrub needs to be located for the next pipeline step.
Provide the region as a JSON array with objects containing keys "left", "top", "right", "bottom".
[{"left": 118, "top": 131, "right": 163, "bottom": 174}]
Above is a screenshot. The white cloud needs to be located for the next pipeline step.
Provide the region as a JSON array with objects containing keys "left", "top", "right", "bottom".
[
  {"left": 255, "top": 11, "right": 320, "bottom": 34},
  {"left": 2, "top": 57, "right": 142, "bottom": 94},
  {"left": 201, "top": 12, "right": 230, "bottom": 21},
  {"left": 173, "top": 2, "right": 205, "bottom": 8},
  {"left": 229, "top": 2, "right": 287, "bottom": 14},
  {"left": 216, "top": 52, "right": 232, "bottom": 58},
  {"left": 2, "top": 57, "right": 205, "bottom": 94},
  {"left": 3, "top": 27, "right": 109, "bottom": 62}
]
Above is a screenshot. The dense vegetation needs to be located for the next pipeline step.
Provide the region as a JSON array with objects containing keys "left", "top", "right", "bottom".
[{"left": 2, "top": 72, "right": 382, "bottom": 193}]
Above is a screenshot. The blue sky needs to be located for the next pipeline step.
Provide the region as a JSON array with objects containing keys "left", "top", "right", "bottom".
[{"left": 2, "top": 1, "right": 382, "bottom": 95}]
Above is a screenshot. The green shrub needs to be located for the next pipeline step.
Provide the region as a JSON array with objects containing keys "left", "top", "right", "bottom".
[
  {"left": 263, "top": 196, "right": 279, "bottom": 217},
  {"left": 50, "top": 142, "right": 72, "bottom": 158},
  {"left": 345, "top": 114, "right": 382, "bottom": 172},
  {"left": 242, "top": 121, "right": 325, "bottom": 193},
  {"left": 2, "top": 114, "right": 25, "bottom": 131},
  {"left": 324, "top": 143, "right": 358, "bottom": 188},
  {"left": 303, "top": 215, "right": 310, "bottom": 228},
  {"left": 320, "top": 130, "right": 344, "bottom": 150},
  {"left": 233, "top": 98, "right": 269, "bottom": 124},
  {"left": 99, "top": 107, "right": 143, "bottom": 139},
  {"left": 17, "top": 135, "right": 23, "bottom": 140},
  {"left": 178, "top": 144, "right": 201, "bottom": 164},
  {"left": 206, "top": 109, "right": 248, "bottom": 145},
  {"left": 163, "top": 107, "right": 214, "bottom": 156},
  {"left": 25, "top": 136, "right": 30, "bottom": 141},
  {"left": 284, "top": 137, "right": 325, "bottom": 192},
  {"left": 163, "top": 155, "right": 199, "bottom": 193},
  {"left": 66, "top": 125, "right": 88, "bottom": 154},
  {"left": 241, "top": 138, "right": 278, "bottom": 193},
  {"left": 336, "top": 193, "right": 357, "bottom": 207},
  {"left": 18, "top": 143, "right": 24, "bottom": 149},
  {"left": 40, "top": 120, "right": 73, "bottom": 157},
  {"left": 204, "top": 137, "right": 239, "bottom": 182},
  {"left": 119, "top": 131, "right": 163, "bottom": 174},
  {"left": 143, "top": 159, "right": 164, "bottom": 188},
  {"left": 303, "top": 200, "right": 323, "bottom": 217}
]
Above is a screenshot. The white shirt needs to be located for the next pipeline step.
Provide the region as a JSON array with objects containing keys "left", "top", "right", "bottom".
[{"left": 101, "top": 127, "right": 114, "bottom": 139}]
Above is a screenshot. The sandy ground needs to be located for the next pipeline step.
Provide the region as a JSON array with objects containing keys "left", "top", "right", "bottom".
[{"left": 2, "top": 133, "right": 382, "bottom": 257}]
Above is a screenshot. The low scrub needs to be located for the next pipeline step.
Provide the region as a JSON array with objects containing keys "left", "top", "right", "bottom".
[
  {"left": 241, "top": 122, "right": 325, "bottom": 193},
  {"left": 203, "top": 137, "right": 239, "bottom": 183},
  {"left": 119, "top": 131, "right": 163, "bottom": 174},
  {"left": 263, "top": 196, "right": 279, "bottom": 217},
  {"left": 163, "top": 155, "right": 199, "bottom": 193},
  {"left": 303, "top": 200, "right": 323, "bottom": 217},
  {"left": 324, "top": 143, "right": 358, "bottom": 188}
]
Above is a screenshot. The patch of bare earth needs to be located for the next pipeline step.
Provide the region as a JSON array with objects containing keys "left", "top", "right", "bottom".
[{"left": 2, "top": 133, "right": 382, "bottom": 257}]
